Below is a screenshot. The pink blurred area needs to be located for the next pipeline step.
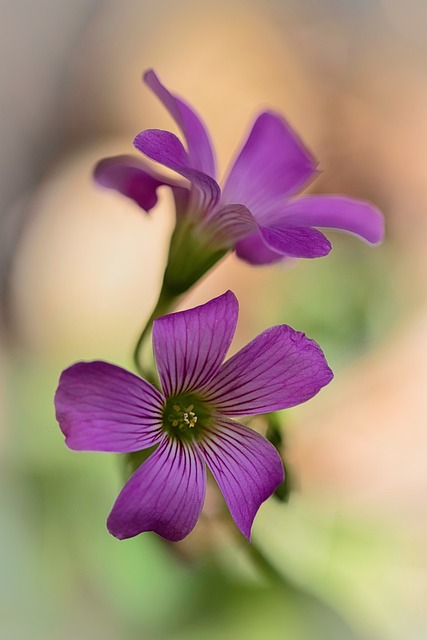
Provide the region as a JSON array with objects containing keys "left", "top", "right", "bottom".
[{"left": 2, "top": 0, "right": 427, "bottom": 637}]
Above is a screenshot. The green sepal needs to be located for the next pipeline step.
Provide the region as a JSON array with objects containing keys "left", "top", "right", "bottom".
[
  {"left": 162, "top": 216, "right": 228, "bottom": 296},
  {"left": 265, "top": 412, "right": 296, "bottom": 503},
  {"left": 133, "top": 212, "right": 229, "bottom": 375},
  {"left": 121, "top": 445, "right": 158, "bottom": 482}
]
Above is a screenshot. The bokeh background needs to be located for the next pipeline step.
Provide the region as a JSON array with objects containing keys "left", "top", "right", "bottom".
[{"left": 2, "top": 0, "right": 427, "bottom": 638}]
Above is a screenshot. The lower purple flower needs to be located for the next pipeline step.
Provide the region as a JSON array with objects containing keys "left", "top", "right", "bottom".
[{"left": 55, "top": 292, "right": 333, "bottom": 541}]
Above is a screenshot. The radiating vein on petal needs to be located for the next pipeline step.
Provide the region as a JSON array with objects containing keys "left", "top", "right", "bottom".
[
  {"left": 134, "top": 129, "right": 220, "bottom": 212},
  {"left": 260, "top": 225, "right": 332, "bottom": 258},
  {"left": 203, "top": 325, "right": 333, "bottom": 415},
  {"left": 201, "top": 204, "right": 257, "bottom": 245},
  {"left": 107, "top": 436, "right": 206, "bottom": 541},
  {"left": 153, "top": 291, "right": 239, "bottom": 397},
  {"left": 55, "top": 361, "right": 164, "bottom": 452},
  {"left": 144, "top": 69, "right": 216, "bottom": 177},
  {"left": 222, "top": 111, "right": 317, "bottom": 220},
  {"left": 235, "top": 232, "right": 284, "bottom": 265},
  {"left": 197, "top": 418, "right": 284, "bottom": 540}
]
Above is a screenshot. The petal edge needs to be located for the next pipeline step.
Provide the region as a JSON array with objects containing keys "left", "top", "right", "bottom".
[
  {"left": 203, "top": 325, "right": 333, "bottom": 416},
  {"left": 153, "top": 291, "right": 239, "bottom": 397},
  {"left": 107, "top": 437, "right": 206, "bottom": 541},
  {"left": 55, "top": 361, "right": 164, "bottom": 452},
  {"left": 198, "top": 418, "right": 284, "bottom": 540}
]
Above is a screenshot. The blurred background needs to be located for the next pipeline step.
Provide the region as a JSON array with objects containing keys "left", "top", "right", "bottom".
[{"left": 1, "top": 0, "right": 427, "bottom": 638}]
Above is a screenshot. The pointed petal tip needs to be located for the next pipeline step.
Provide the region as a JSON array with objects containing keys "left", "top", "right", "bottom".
[
  {"left": 256, "top": 109, "right": 318, "bottom": 162},
  {"left": 140, "top": 68, "right": 217, "bottom": 178},
  {"left": 153, "top": 290, "right": 238, "bottom": 325},
  {"left": 143, "top": 69, "right": 163, "bottom": 93},
  {"left": 222, "top": 289, "right": 238, "bottom": 307},
  {"left": 343, "top": 198, "right": 385, "bottom": 245},
  {"left": 143, "top": 68, "right": 155, "bottom": 82},
  {"left": 223, "top": 109, "right": 318, "bottom": 215},
  {"left": 199, "top": 419, "right": 284, "bottom": 541},
  {"left": 107, "top": 522, "right": 126, "bottom": 540},
  {"left": 241, "top": 527, "right": 252, "bottom": 542},
  {"left": 366, "top": 209, "right": 385, "bottom": 245}
]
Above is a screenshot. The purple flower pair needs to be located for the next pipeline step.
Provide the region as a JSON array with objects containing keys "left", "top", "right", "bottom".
[
  {"left": 55, "top": 292, "right": 333, "bottom": 541},
  {"left": 55, "top": 71, "right": 385, "bottom": 543},
  {"left": 95, "top": 70, "right": 384, "bottom": 265}
]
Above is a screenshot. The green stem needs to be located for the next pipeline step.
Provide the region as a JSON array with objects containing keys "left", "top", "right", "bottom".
[
  {"left": 133, "top": 287, "right": 177, "bottom": 377},
  {"left": 227, "top": 513, "right": 290, "bottom": 588},
  {"left": 247, "top": 539, "right": 290, "bottom": 588},
  {"left": 132, "top": 213, "right": 226, "bottom": 377}
]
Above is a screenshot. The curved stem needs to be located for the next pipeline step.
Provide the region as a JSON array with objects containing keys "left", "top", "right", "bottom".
[
  {"left": 247, "top": 539, "right": 290, "bottom": 588},
  {"left": 227, "top": 514, "right": 290, "bottom": 588},
  {"left": 133, "top": 288, "right": 177, "bottom": 377},
  {"left": 131, "top": 213, "right": 226, "bottom": 378}
]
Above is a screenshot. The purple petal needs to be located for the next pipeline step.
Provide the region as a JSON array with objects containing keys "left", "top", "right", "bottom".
[
  {"left": 197, "top": 418, "right": 284, "bottom": 540},
  {"left": 203, "top": 326, "right": 333, "bottom": 416},
  {"left": 153, "top": 291, "right": 238, "bottom": 397},
  {"left": 136, "top": 129, "right": 188, "bottom": 166},
  {"left": 94, "top": 154, "right": 188, "bottom": 213},
  {"left": 260, "top": 225, "right": 332, "bottom": 258},
  {"left": 134, "top": 129, "right": 220, "bottom": 212},
  {"left": 107, "top": 436, "right": 206, "bottom": 541},
  {"left": 144, "top": 69, "right": 216, "bottom": 177},
  {"left": 55, "top": 362, "right": 164, "bottom": 452},
  {"left": 235, "top": 232, "right": 284, "bottom": 265},
  {"left": 281, "top": 195, "right": 385, "bottom": 244},
  {"left": 222, "top": 111, "right": 317, "bottom": 221},
  {"left": 201, "top": 204, "right": 257, "bottom": 245}
]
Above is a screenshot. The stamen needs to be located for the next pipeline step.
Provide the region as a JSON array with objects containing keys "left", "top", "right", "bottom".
[
  {"left": 163, "top": 394, "right": 212, "bottom": 439},
  {"left": 167, "top": 403, "right": 199, "bottom": 431}
]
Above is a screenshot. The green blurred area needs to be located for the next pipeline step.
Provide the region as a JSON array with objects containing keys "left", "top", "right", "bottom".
[{"left": 260, "top": 238, "right": 400, "bottom": 372}]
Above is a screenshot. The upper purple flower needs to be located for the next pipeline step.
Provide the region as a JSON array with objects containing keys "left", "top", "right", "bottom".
[
  {"left": 55, "top": 291, "right": 333, "bottom": 541},
  {"left": 95, "top": 70, "right": 384, "bottom": 265}
]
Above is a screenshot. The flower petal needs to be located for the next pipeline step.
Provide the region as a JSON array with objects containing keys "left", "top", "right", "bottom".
[
  {"left": 260, "top": 225, "right": 332, "bottom": 258},
  {"left": 281, "top": 195, "right": 385, "bottom": 244},
  {"left": 203, "top": 325, "right": 333, "bottom": 416},
  {"left": 153, "top": 291, "right": 238, "bottom": 397},
  {"left": 201, "top": 204, "right": 257, "bottom": 245},
  {"left": 94, "top": 154, "right": 188, "bottom": 213},
  {"left": 55, "top": 361, "right": 164, "bottom": 452},
  {"left": 235, "top": 232, "right": 284, "bottom": 265},
  {"left": 197, "top": 418, "right": 284, "bottom": 540},
  {"left": 222, "top": 111, "right": 317, "bottom": 220},
  {"left": 107, "top": 436, "right": 206, "bottom": 541},
  {"left": 144, "top": 69, "right": 216, "bottom": 178},
  {"left": 134, "top": 129, "right": 220, "bottom": 212}
]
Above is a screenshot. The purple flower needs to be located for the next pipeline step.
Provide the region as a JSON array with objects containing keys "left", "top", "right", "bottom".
[
  {"left": 55, "top": 291, "right": 333, "bottom": 541},
  {"left": 95, "top": 70, "right": 384, "bottom": 266}
]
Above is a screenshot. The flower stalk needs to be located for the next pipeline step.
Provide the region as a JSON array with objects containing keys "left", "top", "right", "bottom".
[{"left": 133, "top": 213, "right": 228, "bottom": 377}]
